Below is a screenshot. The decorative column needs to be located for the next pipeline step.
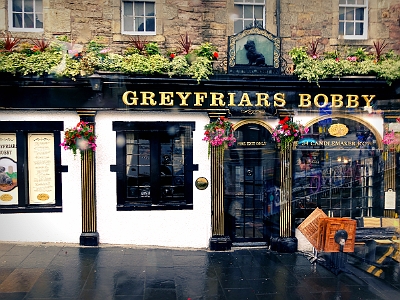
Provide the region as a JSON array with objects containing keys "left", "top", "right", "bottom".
[
  {"left": 272, "top": 142, "right": 298, "bottom": 253},
  {"left": 78, "top": 110, "right": 99, "bottom": 246},
  {"left": 208, "top": 112, "right": 232, "bottom": 251}
]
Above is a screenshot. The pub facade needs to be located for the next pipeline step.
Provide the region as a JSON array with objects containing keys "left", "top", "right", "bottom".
[{"left": 0, "top": 0, "right": 400, "bottom": 255}]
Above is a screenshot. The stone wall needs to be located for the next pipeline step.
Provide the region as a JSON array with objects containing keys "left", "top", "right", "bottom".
[{"left": 1, "top": 0, "right": 400, "bottom": 66}]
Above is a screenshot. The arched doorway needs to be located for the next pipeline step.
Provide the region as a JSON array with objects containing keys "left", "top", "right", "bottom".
[
  {"left": 224, "top": 121, "right": 279, "bottom": 244},
  {"left": 293, "top": 115, "right": 385, "bottom": 223}
]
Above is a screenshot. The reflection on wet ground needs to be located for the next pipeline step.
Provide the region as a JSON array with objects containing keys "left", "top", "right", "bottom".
[{"left": 0, "top": 242, "right": 399, "bottom": 299}]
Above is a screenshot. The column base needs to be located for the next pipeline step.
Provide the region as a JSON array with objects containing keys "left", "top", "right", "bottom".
[
  {"left": 270, "top": 236, "right": 298, "bottom": 253},
  {"left": 80, "top": 232, "right": 99, "bottom": 246},
  {"left": 209, "top": 236, "right": 232, "bottom": 251}
]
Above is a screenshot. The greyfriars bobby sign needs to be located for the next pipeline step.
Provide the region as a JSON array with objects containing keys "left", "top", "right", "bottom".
[{"left": 228, "top": 27, "right": 284, "bottom": 75}]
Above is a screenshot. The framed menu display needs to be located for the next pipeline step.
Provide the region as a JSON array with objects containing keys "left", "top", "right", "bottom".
[
  {"left": 0, "top": 134, "right": 18, "bottom": 205},
  {"left": 28, "top": 134, "right": 56, "bottom": 204}
]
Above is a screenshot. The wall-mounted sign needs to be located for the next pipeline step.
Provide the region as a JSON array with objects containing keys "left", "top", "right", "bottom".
[{"left": 28, "top": 134, "right": 55, "bottom": 204}]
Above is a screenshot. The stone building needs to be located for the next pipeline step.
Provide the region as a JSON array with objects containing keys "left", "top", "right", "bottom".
[{"left": 1, "top": 0, "right": 400, "bottom": 260}]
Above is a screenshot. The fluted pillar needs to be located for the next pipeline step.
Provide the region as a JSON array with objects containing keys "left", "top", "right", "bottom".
[{"left": 78, "top": 111, "right": 99, "bottom": 246}]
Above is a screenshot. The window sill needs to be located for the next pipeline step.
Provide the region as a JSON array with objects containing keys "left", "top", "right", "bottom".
[
  {"left": 0, "top": 206, "right": 62, "bottom": 214},
  {"left": 117, "top": 203, "right": 193, "bottom": 211}
]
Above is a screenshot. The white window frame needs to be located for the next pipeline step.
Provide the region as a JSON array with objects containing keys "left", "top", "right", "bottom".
[
  {"left": 121, "top": 0, "right": 156, "bottom": 35},
  {"left": 233, "top": 0, "right": 265, "bottom": 34},
  {"left": 8, "top": 0, "right": 44, "bottom": 32},
  {"left": 338, "top": 0, "right": 368, "bottom": 40}
]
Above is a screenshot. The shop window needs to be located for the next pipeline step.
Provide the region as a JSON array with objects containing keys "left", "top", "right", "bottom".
[
  {"left": 234, "top": 0, "right": 265, "bottom": 34},
  {"left": 112, "top": 121, "right": 197, "bottom": 210},
  {"left": 122, "top": 0, "right": 156, "bottom": 35},
  {"left": 8, "top": 0, "right": 43, "bottom": 32},
  {"left": 339, "top": 0, "right": 368, "bottom": 40},
  {"left": 0, "top": 121, "right": 65, "bottom": 213}
]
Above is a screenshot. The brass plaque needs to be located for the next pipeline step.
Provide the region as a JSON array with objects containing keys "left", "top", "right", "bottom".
[
  {"left": 328, "top": 123, "right": 349, "bottom": 137},
  {"left": 0, "top": 194, "right": 13, "bottom": 201},
  {"left": 195, "top": 177, "right": 209, "bottom": 190}
]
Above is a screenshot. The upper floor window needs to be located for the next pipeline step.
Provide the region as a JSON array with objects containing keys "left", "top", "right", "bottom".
[
  {"left": 339, "top": 0, "right": 368, "bottom": 40},
  {"left": 234, "top": 0, "right": 265, "bottom": 34},
  {"left": 112, "top": 121, "right": 197, "bottom": 211},
  {"left": 8, "top": 0, "right": 43, "bottom": 32},
  {"left": 122, "top": 0, "right": 156, "bottom": 35}
]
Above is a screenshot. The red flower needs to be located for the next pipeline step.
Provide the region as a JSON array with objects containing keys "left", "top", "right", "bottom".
[
  {"left": 219, "top": 116, "right": 225, "bottom": 121},
  {"left": 282, "top": 124, "right": 289, "bottom": 130},
  {"left": 279, "top": 116, "right": 290, "bottom": 125},
  {"left": 170, "top": 53, "right": 175, "bottom": 59},
  {"left": 213, "top": 52, "right": 218, "bottom": 59}
]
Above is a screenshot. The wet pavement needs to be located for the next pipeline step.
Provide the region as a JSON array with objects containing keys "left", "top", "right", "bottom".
[{"left": 0, "top": 242, "right": 399, "bottom": 300}]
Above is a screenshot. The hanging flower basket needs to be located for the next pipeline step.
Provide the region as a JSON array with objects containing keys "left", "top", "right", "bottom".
[
  {"left": 272, "top": 116, "right": 307, "bottom": 150},
  {"left": 382, "top": 119, "right": 400, "bottom": 152},
  {"left": 203, "top": 116, "right": 236, "bottom": 156},
  {"left": 60, "top": 121, "right": 97, "bottom": 158}
]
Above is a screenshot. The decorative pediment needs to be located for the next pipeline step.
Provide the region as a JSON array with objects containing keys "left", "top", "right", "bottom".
[{"left": 228, "top": 27, "right": 284, "bottom": 75}]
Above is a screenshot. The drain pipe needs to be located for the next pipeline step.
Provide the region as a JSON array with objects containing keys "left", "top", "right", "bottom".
[{"left": 276, "top": 0, "right": 281, "bottom": 37}]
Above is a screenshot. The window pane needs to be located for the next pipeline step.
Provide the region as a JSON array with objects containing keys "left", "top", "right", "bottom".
[
  {"left": 36, "top": 14, "right": 43, "bottom": 28},
  {"left": 346, "top": 8, "right": 354, "bottom": 21},
  {"left": 244, "top": 5, "right": 253, "bottom": 18},
  {"left": 13, "top": 0, "right": 22, "bottom": 12},
  {"left": 13, "top": 13, "right": 22, "bottom": 27},
  {"left": 357, "top": 0, "right": 365, "bottom": 4},
  {"left": 146, "top": 18, "right": 155, "bottom": 31},
  {"left": 244, "top": 19, "right": 252, "bottom": 28},
  {"left": 347, "top": 0, "right": 355, "bottom": 4},
  {"left": 25, "top": 0, "right": 34, "bottom": 12},
  {"left": 355, "top": 22, "right": 363, "bottom": 35},
  {"left": 346, "top": 22, "right": 354, "bottom": 35},
  {"left": 339, "top": 22, "right": 344, "bottom": 35},
  {"left": 234, "top": 20, "right": 243, "bottom": 33},
  {"left": 235, "top": 5, "right": 243, "bottom": 18},
  {"left": 339, "top": 7, "right": 345, "bottom": 20},
  {"left": 124, "top": 16, "right": 133, "bottom": 31},
  {"left": 135, "top": 17, "right": 144, "bottom": 31},
  {"left": 135, "top": 2, "right": 144, "bottom": 16},
  {"left": 124, "top": 1, "right": 133, "bottom": 15},
  {"left": 254, "top": 6, "right": 263, "bottom": 19},
  {"left": 355, "top": 8, "right": 364, "bottom": 20},
  {"left": 339, "top": 0, "right": 346, "bottom": 4},
  {"left": 146, "top": 2, "right": 155, "bottom": 16},
  {"left": 36, "top": 0, "right": 43, "bottom": 12},
  {"left": 24, "top": 13, "right": 34, "bottom": 28}
]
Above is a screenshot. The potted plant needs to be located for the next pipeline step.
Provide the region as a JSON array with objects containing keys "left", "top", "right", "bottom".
[
  {"left": 203, "top": 116, "right": 236, "bottom": 157},
  {"left": 60, "top": 121, "right": 97, "bottom": 158},
  {"left": 271, "top": 116, "right": 307, "bottom": 150}
]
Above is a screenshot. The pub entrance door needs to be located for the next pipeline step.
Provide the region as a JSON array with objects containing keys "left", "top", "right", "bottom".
[{"left": 224, "top": 122, "right": 279, "bottom": 245}]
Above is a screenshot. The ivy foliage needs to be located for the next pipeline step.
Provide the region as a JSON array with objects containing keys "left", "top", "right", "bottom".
[{"left": 0, "top": 35, "right": 219, "bottom": 83}]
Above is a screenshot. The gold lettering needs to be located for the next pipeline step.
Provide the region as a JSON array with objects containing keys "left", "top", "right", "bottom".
[
  {"left": 159, "top": 92, "right": 174, "bottom": 106},
  {"left": 314, "top": 94, "right": 328, "bottom": 108},
  {"left": 298, "top": 94, "right": 311, "bottom": 108},
  {"left": 210, "top": 92, "right": 226, "bottom": 107},
  {"left": 362, "top": 95, "right": 375, "bottom": 107},
  {"left": 256, "top": 93, "right": 270, "bottom": 107},
  {"left": 140, "top": 91, "right": 157, "bottom": 106},
  {"left": 194, "top": 92, "right": 207, "bottom": 106},
  {"left": 238, "top": 93, "right": 252, "bottom": 106},
  {"left": 228, "top": 93, "right": 236, "bottom": 106},
  {"left": 274, "top": 93, "right": 286, "bottom": 107},
  {"left": 122, "top": 91, "right": 138, "bottom": 105},
  {"left": 176, "top": 92, "right": 191, "bottom": 106},
  {"left": 346, "top": 95, "right": 359, "bottom": 108},
  {"left": 331, "top": 94, "right": 343, "bottom": 108}
]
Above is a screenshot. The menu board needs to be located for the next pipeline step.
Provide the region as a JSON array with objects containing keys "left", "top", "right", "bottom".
[
  {"left": 28, "top": 134, "right": 55, "bottom": 204},
  {"left": 0, "top": 134, "right": 18, "bottom": 205}
]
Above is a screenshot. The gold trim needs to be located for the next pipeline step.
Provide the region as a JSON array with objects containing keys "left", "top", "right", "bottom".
[
  {"left": 304, "top": 114, "right": 384, "bottom": 149},
  {"left": 233, "top": 119, "right": 274, "bottom": 132}
]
